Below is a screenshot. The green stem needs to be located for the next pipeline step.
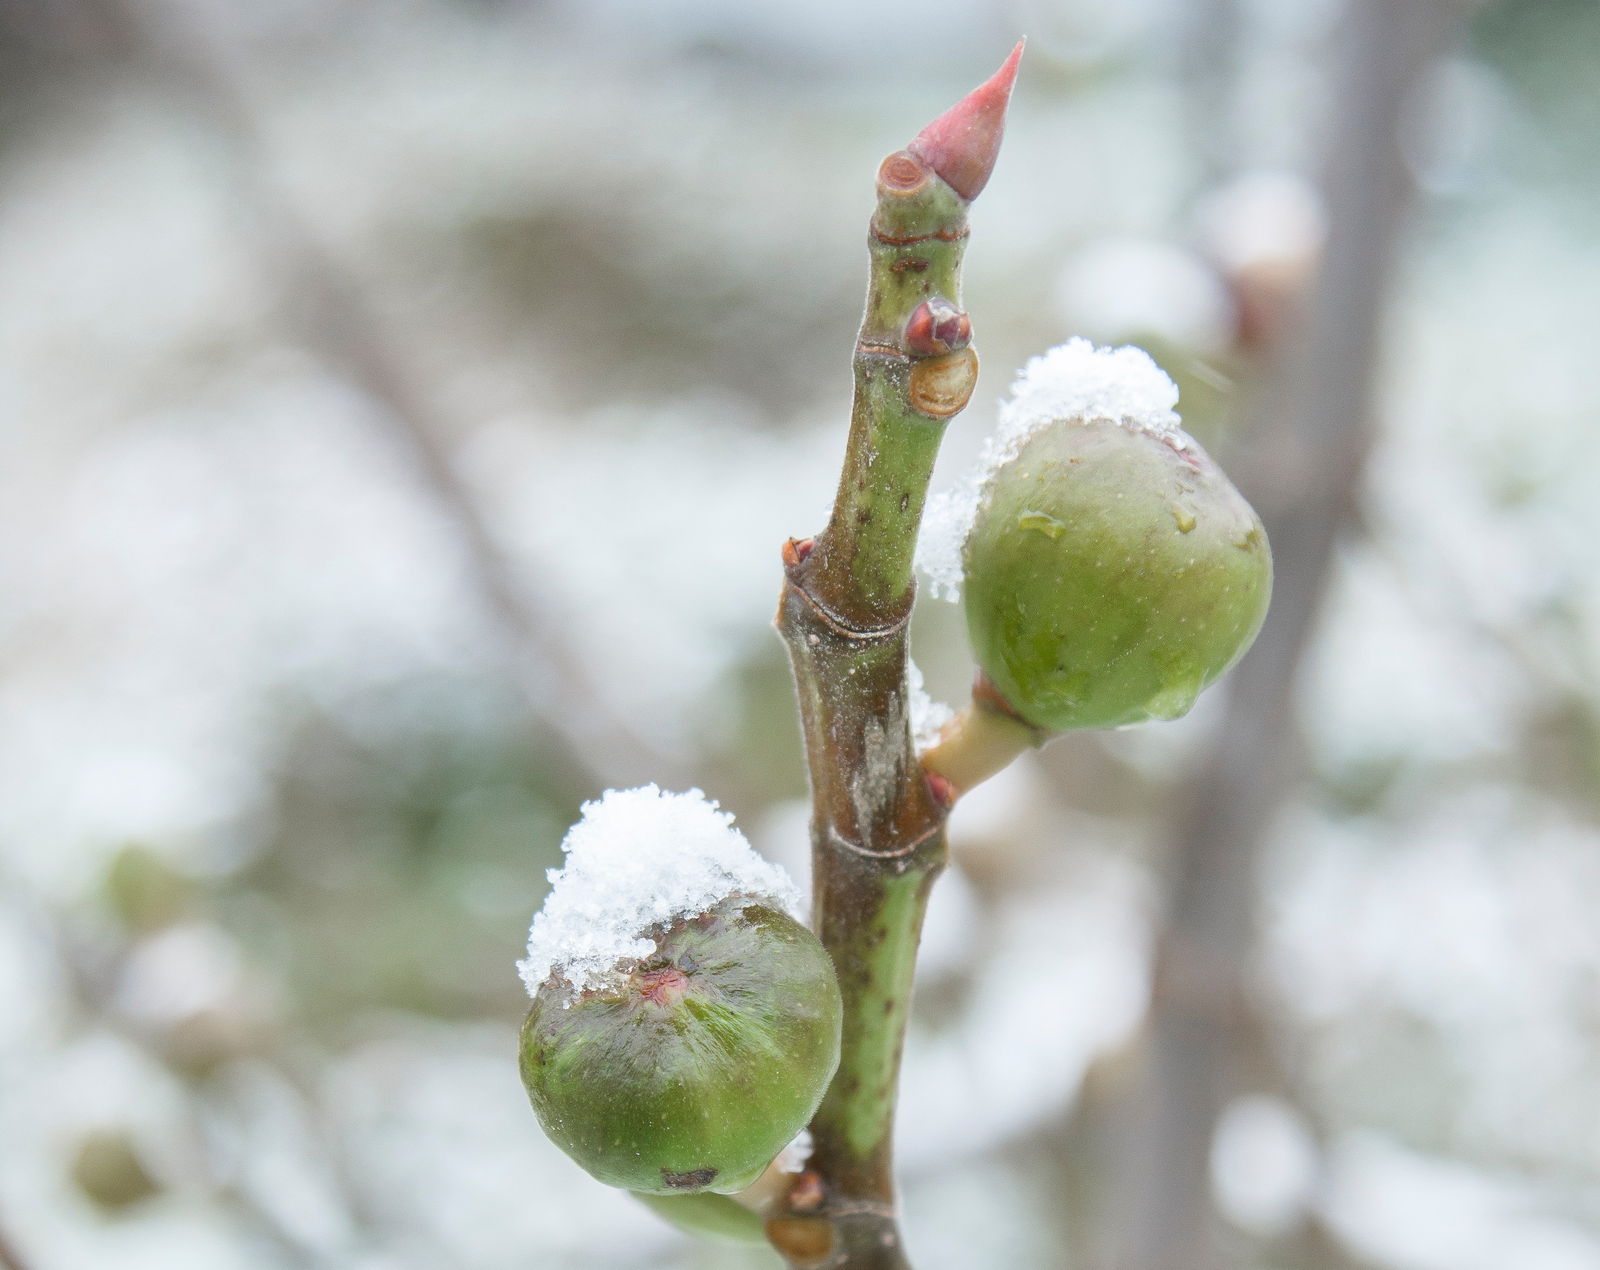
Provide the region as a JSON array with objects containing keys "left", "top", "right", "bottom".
[
  {"left": 770, "top": 49, "right": 1017, "bottom": 1268},
  {"left": 920, "top": 692, "right": 1046, "bottom": 798}
]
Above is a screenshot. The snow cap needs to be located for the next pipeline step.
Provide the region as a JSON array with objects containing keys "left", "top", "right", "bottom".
[
  {"left": 518, "top": 785, "right": 801, "bottom": 1002},
  {"left": 917, "top": 338, "right": 1185, "bottom": 601}
]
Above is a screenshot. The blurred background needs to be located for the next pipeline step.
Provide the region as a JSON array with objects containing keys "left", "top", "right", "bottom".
[{"left": 0, "top": 0, "right": 1594, "bottom": 1267}]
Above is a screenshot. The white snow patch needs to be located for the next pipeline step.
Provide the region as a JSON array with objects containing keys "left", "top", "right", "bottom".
[
  {"left": 517, "top": 785, "right": 800, "bottom": 1002},
  {"left": 1211, "top": 1095, "right": 1321, "bottom": 1235},
  {"left": 908, "top": 660, "right": 955, "bottom": 754},
  {"left": 916, "top": 338, "right": 1183, "bottom": 601},
  {"left": 1053, "top": 235, "right": 1234, "bottom": 353},
  {"left": 773, "top": 1129, "right": 813, "bottom": 1174},
  {"left": 1196, "top": 169, "right": 1326, "bottom": 274}
]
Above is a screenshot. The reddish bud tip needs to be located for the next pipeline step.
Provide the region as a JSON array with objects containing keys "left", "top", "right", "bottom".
[
  {"left": 907, "top": 40, "right": 1024, "bottom": 201},
  {"left": 925, "top": 771, "right": 958, "bottom": 809},
  {"left": 782, "top": 538, "right": 815, "bottom": 570},
  {"left": 905, "top": 298, "right": 972, "bottom": 357}
]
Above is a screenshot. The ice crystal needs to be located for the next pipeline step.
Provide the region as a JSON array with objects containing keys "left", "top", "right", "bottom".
[
  {"left": 517, "top": 785, "right": 801, "bottom": 1002},
  {"left": 774, "top": 1129, "right": 813, "bottom": 1174},
  {"left": 916, "top": 338, "right": 1184, "bottom": 601},
  {"left": 908, "top": 660, "right": 955, "bottom": 753}
]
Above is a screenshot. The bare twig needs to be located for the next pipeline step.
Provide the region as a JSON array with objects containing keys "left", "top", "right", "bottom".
[
  {"left": 771, "top": 49, "right": 1020, "bottom": 1270},
  {"left": 0, "top": 1222, "right": 39, "bottom": 1270},
  {"left": 1110, "top": 2, "right": 1465, "bottom": 1267}
]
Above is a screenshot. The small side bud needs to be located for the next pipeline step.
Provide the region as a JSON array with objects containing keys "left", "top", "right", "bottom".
[
  {"left": 904, "top": 298, "right": 972, "bottom": 357},
  {"left": 782, "top": 537, "right": 815, "bottom": 570}
]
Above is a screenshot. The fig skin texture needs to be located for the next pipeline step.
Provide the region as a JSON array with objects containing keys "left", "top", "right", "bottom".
[
  {"left": 519, "top": 898, "right": 841, "bottom": 1196},
  {"left": 963, "top": 416, "right": 1271, "bottom": 732}
]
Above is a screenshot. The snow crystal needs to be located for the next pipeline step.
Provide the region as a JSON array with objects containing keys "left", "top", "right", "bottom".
[
  {"left": 916, "top": 338, "right": 1184, "bottom": 601},
  {"left": 774, "top": 1129, "right": 813, "bottom": 1174},
  {"left": 992, "top": 337, "right": 1183, "bottom": 457},
  {"left": 517, "top": 785, "right": 801, "bottom": 1002},
  {"left": 908, "top": 660, "right": 955, "bottom": 753}
]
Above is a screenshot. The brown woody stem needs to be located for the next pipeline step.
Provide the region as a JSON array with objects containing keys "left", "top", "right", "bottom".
[{"left": 770, "top": 48, "right": 1019, "bottom": 1270}]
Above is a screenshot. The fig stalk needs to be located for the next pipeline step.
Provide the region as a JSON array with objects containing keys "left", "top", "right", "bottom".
[
  {"left": 773, "top": 46, "right": 1021, "bottom": 1270},
  {"left": 919, "top": 681, "right": 1047, "bottom": 799}
]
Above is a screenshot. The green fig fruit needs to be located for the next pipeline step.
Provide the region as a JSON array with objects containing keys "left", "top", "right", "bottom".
[
  {"left": 519, "top": 896, "right": 841, "bottom": 1196},
  {"left": 632, "top": 1190, "right": 768, "bottom": 1246},
  {"left": 962, "top": 413, "right": 1271, "bottom": 731}
]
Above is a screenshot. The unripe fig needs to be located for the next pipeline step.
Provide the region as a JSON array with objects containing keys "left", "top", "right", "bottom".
[
  {"left": 520, "top": 897, "right": 841, "bottom": 1195},
  {"left": 515, "top": 786, "right": 840, "bottom": 1197},
  {"left": 632, "top": 1190, "right": 767, "bottom": 1246},
  {"left": 964, "top": 415, "right": 1269, "bottom": 731},
  {"left": 919, "top": 340, "right": 1270, "bottom": 732}
]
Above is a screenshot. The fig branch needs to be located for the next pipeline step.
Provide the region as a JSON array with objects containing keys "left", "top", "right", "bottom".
[
  {"left": 770, "top": 46, "right": 1023, "bottom": 1270},
  {"left": 514, "top": 42, "right": 1268, "bottom": 1269}
]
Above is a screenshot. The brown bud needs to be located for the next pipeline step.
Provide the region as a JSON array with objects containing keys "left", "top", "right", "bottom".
[{"left": 905, "top": 298, "right": 972, "bottom": 357}]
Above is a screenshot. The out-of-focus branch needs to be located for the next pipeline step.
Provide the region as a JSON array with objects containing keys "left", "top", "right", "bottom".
[
  {"left": 79, "top": 0, "right": 677, "bottom": 790},
  {"left": 35, "top": 911, "right": 353, "bottom": 1268},
  {"left": 1178, "top": 0, "right": 1244, "bottom": 191},
  {"left": 1109, "top": 1, "right": 1465, "bottom": 1267},
  {"left": 0, "top": 1222, "right": 39, "bottom": 1270}
]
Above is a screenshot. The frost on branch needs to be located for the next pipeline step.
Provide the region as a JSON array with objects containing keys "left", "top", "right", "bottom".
[
  {"left": 517, "top": 785, "right": 801, "bottom": 1002},
  {"left": 908, "top": 660, "right": 955, "bottom": 754},
  {"left": 916, "top": 337, "right": 1185, "bottom": 601}
]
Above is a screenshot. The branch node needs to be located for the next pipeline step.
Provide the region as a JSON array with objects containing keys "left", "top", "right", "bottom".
[
  {"left": 790, "top": 582, "right": 912, "bottom": 644},
  {"left": 826, "top": 823, "right": 942, "bottom": 863}
]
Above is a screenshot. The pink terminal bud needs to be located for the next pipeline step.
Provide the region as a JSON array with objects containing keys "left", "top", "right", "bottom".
[
  {"left": 907, "top": 41, "right": 1024, "bottom": 202},
  {"left": 905, "top": 298, "right": 972, "bottom": 357}
]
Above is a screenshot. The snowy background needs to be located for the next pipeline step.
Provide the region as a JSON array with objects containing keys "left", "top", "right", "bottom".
[{"left": 0, "top": 0, "right": 1595, "bottom": 1267}]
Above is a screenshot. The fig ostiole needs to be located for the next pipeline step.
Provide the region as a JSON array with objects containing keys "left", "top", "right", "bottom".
[
  {"left": 516, "top": 786, "right": 842, "bottom": 1199},
  {"left": 919, "top": 338, "right": 1271, "bottom": 733}
]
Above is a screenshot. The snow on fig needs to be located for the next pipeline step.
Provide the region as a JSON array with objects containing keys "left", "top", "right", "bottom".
[
  {"left": 517, "top": 786, "right": 841, "bottom": 1196},
  {"left": 922, "top": 339, "right": 1271, "bottom": 731}
]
